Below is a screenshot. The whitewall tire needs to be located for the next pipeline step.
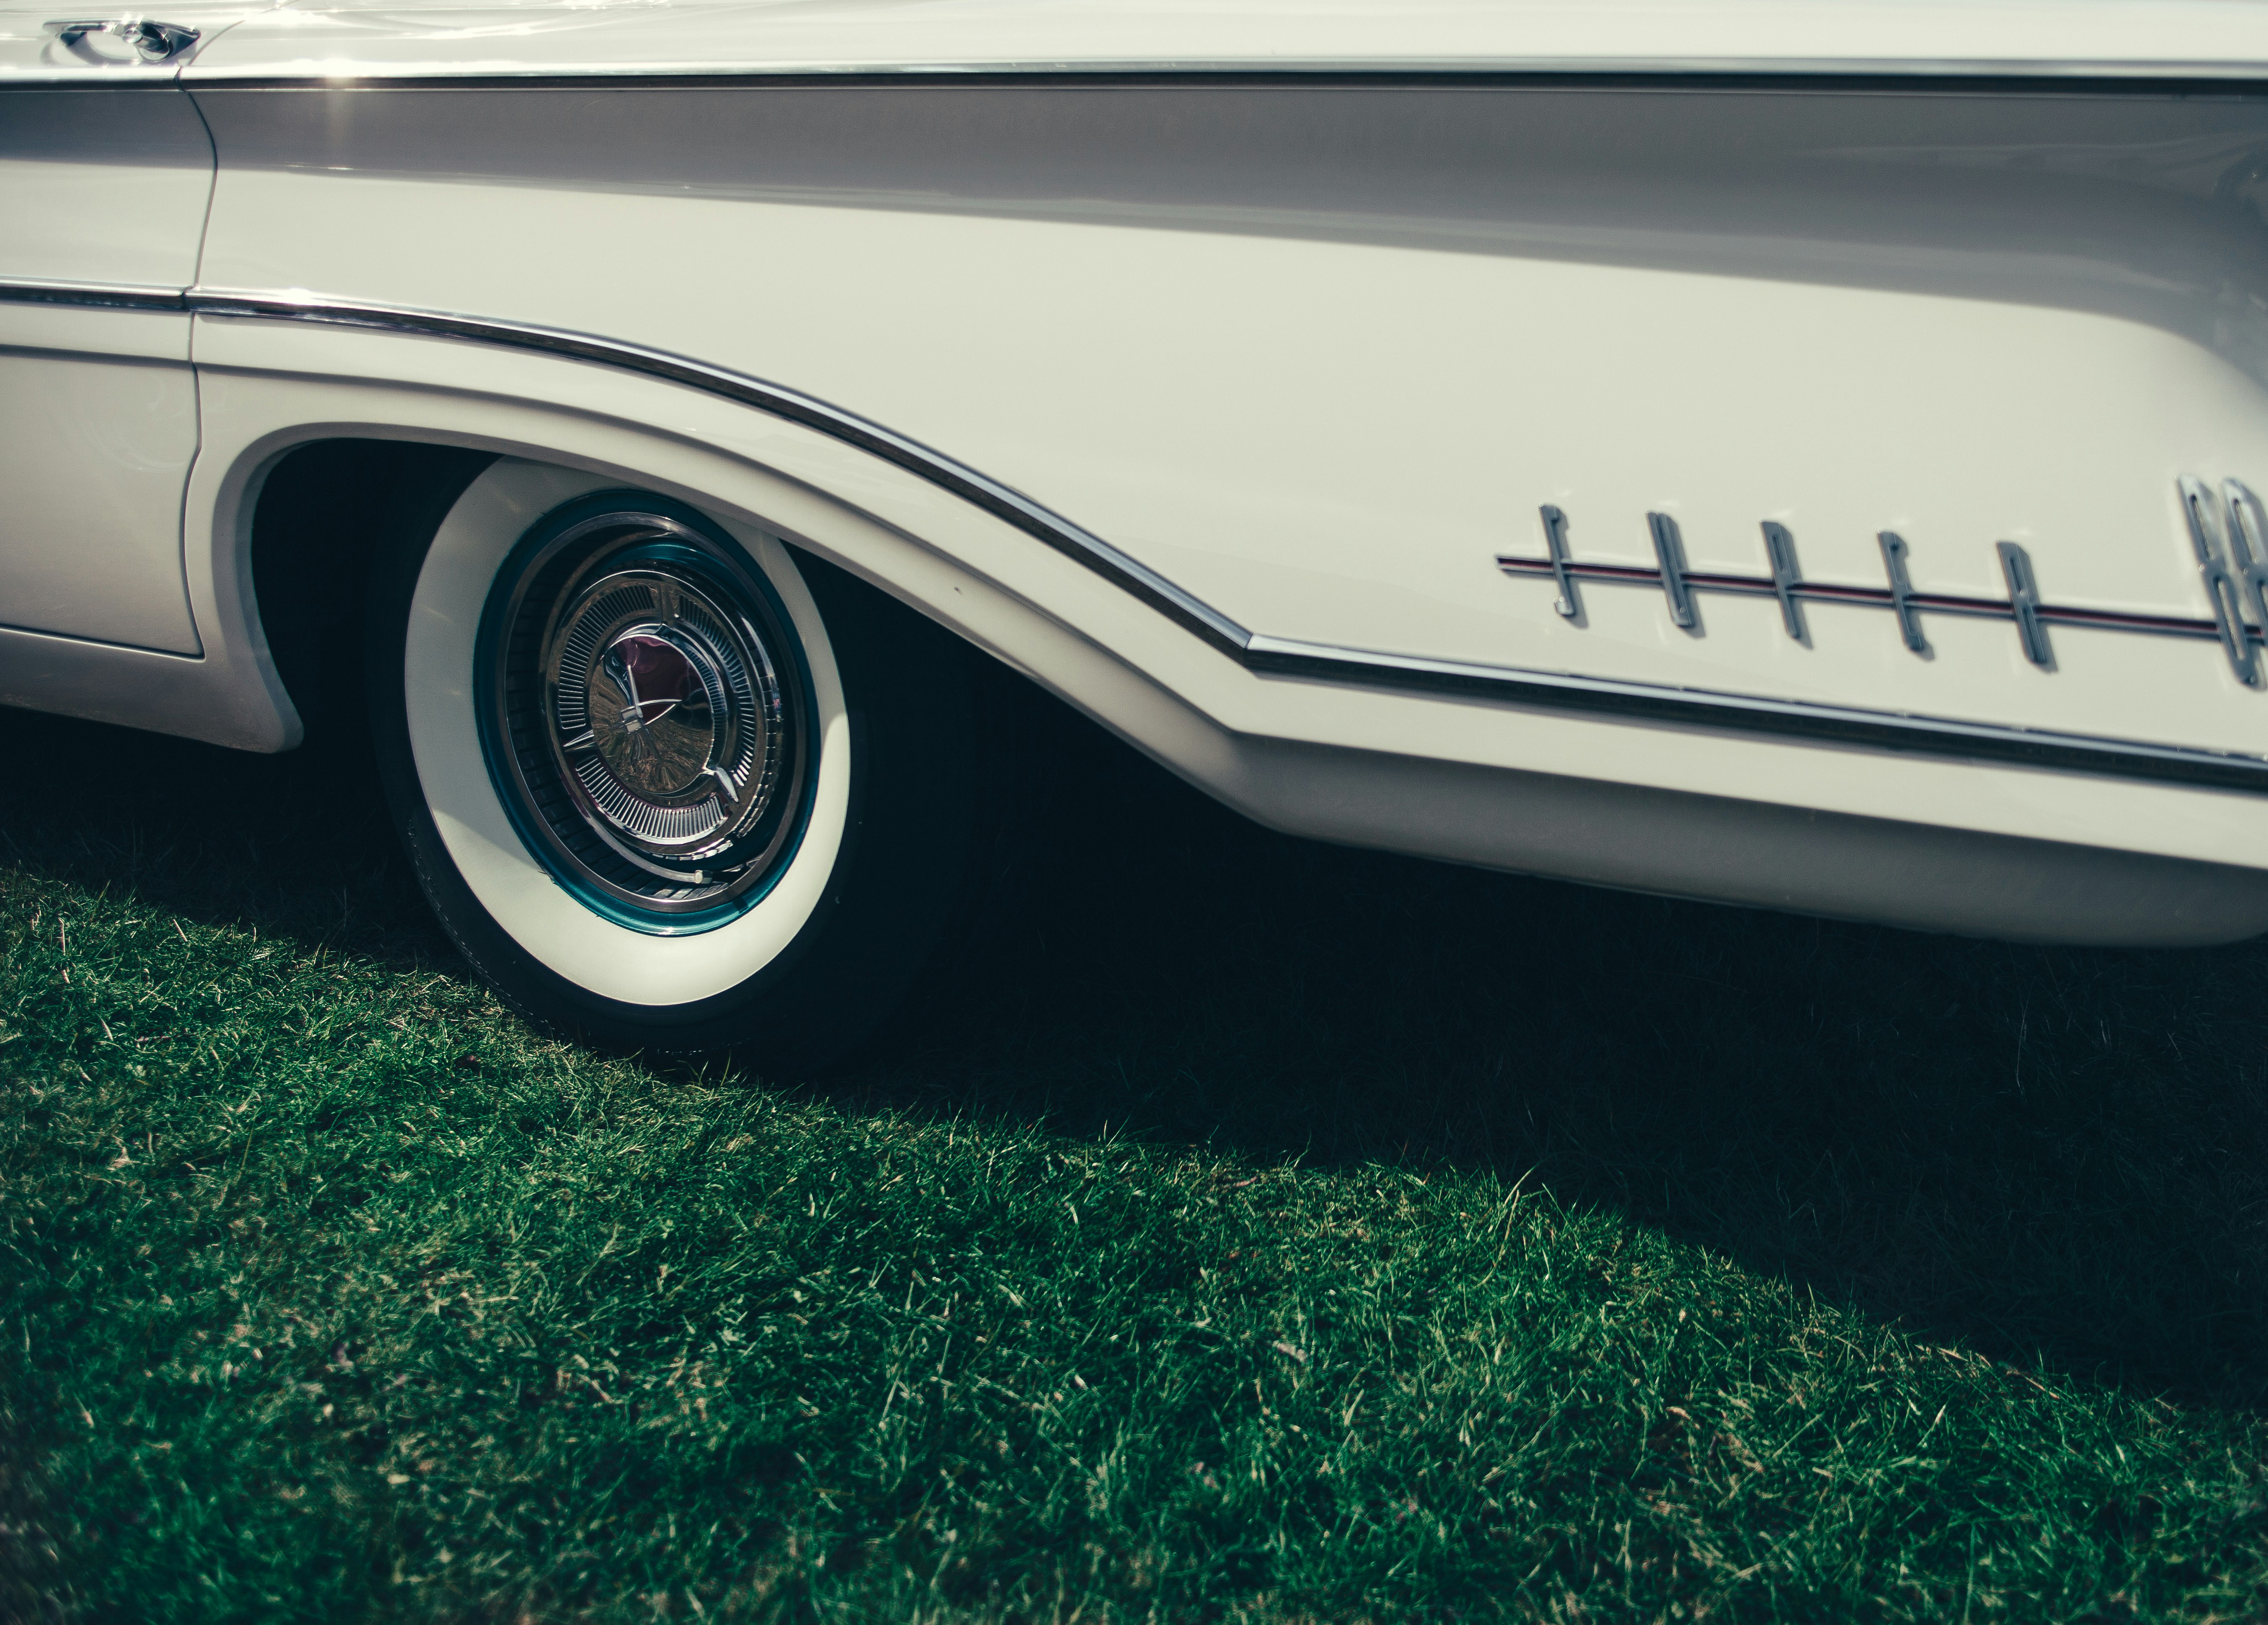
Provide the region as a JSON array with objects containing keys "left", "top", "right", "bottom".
[{"left": 365, "top": 455, "right": 1000, "bottom": 1070}]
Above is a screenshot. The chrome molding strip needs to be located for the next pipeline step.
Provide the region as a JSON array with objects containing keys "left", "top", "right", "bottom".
[
  {"left": 0, "top": 277, "right": 189, "bottom": 313},
  {"left": 173, "top": 66, "right": 2268, "bottom": 92},
  {"left": 17, "top": 278, "right": 2262, "bottom": 794},
  {"left": 1243, "top": 635, "right": 2268, "bottom": 794},
  {"left": 189, "top": 289, "right": 1252, "bottom": 653}
]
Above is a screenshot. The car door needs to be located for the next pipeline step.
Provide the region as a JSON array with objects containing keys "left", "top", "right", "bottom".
[{"left": 0, "top": 6, "right": 262, "bottom": 653}]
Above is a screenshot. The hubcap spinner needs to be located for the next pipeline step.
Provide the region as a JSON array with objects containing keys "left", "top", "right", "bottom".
[{"left": 543, "top": 566, "right": 781, "bottom": 866}]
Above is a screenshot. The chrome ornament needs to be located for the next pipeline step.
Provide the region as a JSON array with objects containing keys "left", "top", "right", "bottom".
[
  {"left": 1877, "top": 531, "right": 1930, "bottom": 655},
  {"left": 1500, "top": 480, "right": 2268, "bottom": 680},
  {"left": 1996, "top": 541, "right": 2053, "bottom": 670},
  {"left": 1761, "top": 521, "right": 1805, "bottom": 642},
  {"left": 1539, "top": 503, "right": 1580, "bottom": 621},
  {"left": 2179, "top": 477, "right": 2268, "bottom": 686},
  {"left": 1647, "top": 511, "right": 1699, "bottom": 633},
  {"left": 51, "top": 17, "right": 201, "bottom": 60}
]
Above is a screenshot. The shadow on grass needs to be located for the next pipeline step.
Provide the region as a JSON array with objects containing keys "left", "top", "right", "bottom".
[
  {"left": 0, "top": 708, "right": 451, "bottom": 968},
  {"left": 5, "top": 695, "right": 2265, "bottom": 1415}
]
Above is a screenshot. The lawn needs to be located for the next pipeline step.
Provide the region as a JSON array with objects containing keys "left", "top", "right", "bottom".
[{"left": 3, "top": 694, "right": 2266, "bottom": 1622}]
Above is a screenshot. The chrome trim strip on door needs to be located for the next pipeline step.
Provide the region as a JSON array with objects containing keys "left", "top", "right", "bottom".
[
  {"left": 0, "top": 277, "right": 187, "bottom": 312},
  {"left": 16, "top": 278, "right": 2258, "bottom": 795}
]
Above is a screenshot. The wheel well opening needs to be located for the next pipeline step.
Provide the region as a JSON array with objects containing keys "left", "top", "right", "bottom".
[{"left": 249, "top": 438, "right": 495, "bottom": 739}]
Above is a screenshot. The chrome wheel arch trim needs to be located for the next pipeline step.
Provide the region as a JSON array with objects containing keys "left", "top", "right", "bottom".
[{"left": 9, "top": 277, "right": 2267, "bottom": 798}]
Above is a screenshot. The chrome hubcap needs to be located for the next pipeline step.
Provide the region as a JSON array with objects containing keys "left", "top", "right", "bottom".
[
  {"left": 483, "top": 501, "right": 812, "bottom": 923},
  {"left": 545, "top": 568, "right": 783, "bottom": 864}
]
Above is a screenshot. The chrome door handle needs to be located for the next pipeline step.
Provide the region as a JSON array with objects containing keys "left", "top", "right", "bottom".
[{"left": 50, "top": 18, "right": 201, "bottom": 60}]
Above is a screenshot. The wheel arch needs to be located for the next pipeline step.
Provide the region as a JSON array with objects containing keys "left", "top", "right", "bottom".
[{"left": 187, "top": 342, "right": 1234, "bottom": 791}]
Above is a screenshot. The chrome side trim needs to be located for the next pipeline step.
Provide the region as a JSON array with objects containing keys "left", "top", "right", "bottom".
[
  {"left": 0, "top": 277, "right": 186, "bottom": 312},
  {"left": 1242, "top": 635, "right": 2268, "bottom": 794},
  {"left": 172, "top": 66, "right": 2268, "bottom": 92},
  {"left": 12, "top": 276, "right": 2242, "bottom": 797},
  {"left": 189, "top": 289, "right": 1252, "bottom": 653}
]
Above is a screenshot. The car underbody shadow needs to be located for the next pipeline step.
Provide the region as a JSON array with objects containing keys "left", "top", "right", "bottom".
[
  {"left": 845, "top": 688, "right": 2268, "bottom": 1416},
  {"left": 0, "top": 705, "right": 454, "bottom": 971},
  {"left": 4, "top": 692, "right": 2265, "bottom": 1414}
]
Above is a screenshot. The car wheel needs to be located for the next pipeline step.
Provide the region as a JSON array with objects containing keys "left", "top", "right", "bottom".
[{"left": 365, "top": 456, "right": 996, "bottom": 1072}]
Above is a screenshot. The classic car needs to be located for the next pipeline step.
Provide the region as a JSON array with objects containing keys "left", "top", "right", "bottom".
[{"left": 6, "top": 0, "right": 2268, "bottom": 1065}]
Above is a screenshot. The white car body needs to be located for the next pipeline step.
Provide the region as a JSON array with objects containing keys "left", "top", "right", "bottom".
[{"left": 7, "top": 0, "right": 2268, "bottom": 945}]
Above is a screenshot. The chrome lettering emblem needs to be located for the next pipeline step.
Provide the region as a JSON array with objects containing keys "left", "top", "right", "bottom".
[{"left": 1498, "top": 481, "right": 2267, "bottom": 679}]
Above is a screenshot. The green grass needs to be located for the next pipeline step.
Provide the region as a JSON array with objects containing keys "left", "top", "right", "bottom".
[{"left": 4, "top": 699, "right": 2268, "bottom": 1622}]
